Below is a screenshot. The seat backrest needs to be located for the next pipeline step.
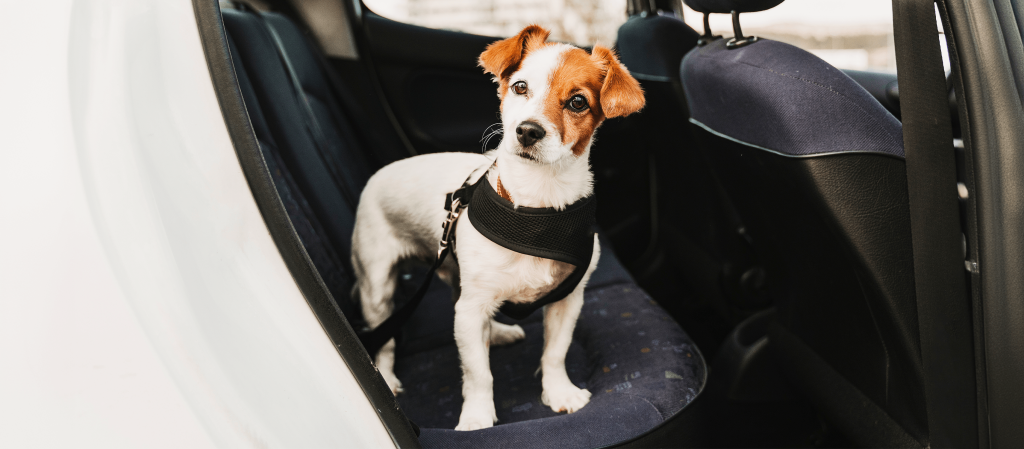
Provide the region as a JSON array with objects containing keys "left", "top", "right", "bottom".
[
  {"left": 680, "top": 7, "right": 926, "bottom": 445},
  {"left": 223, "top": 8, "right": 379, "bottom": 322}
]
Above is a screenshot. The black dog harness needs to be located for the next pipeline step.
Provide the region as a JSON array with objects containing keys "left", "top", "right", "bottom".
[{"left": 359, "top": 164, "right": 596, "bottom": 356}]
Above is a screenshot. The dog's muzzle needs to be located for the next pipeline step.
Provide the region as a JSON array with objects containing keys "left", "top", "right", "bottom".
[{"left": 516, "top": 121, "right": 546, "bottom": 148}]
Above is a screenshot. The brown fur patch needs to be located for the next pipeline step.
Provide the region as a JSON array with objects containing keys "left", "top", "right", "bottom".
[
  {"left": 591, "top": 46, "right": 646, "bottom": 119},
  {"left": 544, "top": 48, "right": 606, "bottom": 156},
  {"left": 478, "top": 25, "right": 551, "bottom": 99}
]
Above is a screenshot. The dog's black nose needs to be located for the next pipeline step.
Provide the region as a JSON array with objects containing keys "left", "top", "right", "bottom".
[{"left": 516, "top": 121, "right": 546, "bottom": 147}]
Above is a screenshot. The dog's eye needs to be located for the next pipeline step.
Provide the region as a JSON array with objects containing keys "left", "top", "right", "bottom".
[
  {"left": 567, "top": 95, "right": 589, "bottom": 112},
  {"left": 512, "top": 81, "right": 528, "bottom": 95}
]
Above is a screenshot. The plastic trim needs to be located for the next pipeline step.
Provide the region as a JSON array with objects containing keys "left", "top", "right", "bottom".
[{"left": 944, "top": 0, "right": 1024, "bottom": 446}]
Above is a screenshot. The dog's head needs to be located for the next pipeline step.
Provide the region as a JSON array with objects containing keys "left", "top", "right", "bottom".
[{"left": 479, "top": 25, "right": 645, "bottom": 164}]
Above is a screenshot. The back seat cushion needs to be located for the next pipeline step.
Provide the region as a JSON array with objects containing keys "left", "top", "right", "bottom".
[{"left": 398, "top": 279, "right": 704, "bottom": 449}]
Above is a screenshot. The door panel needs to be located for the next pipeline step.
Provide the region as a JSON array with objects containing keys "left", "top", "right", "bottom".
[{"left": 363, "top": 12, "right": 500, "bottom": 154}]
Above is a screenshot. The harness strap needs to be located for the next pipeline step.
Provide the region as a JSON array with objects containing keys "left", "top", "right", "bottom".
[
  {"left": 468, "top": 179, "right": 595, "bottom": 267},
  {"left": 498, "top": 261, "right": 589, "bottom": 320},
  {"left": 469, "top": 180, "right": 595, "bottom": 320}
]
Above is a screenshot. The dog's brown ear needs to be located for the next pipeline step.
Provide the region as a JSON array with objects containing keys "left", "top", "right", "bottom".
[
  {"left": 592, "top": 46, "right": 645, "bottom": 118},
  {"left": 479, "top": 25, "right": 551, "bottom": 84}
]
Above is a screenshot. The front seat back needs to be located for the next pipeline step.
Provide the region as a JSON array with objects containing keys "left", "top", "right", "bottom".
[{"left": 680, "top": 1, "right": 926, "bottom": 445}]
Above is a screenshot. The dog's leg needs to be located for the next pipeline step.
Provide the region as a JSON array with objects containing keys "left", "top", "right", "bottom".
[
  {"left": 453, "top": 291, "right": 499, "bottom": 431},
  {"left": 436, "top": 264, "right": 462, "bottom": 304},
  {"left": 539, "top": 289, "right": 590, "bottom": 413},
  {"left": 355, "top": 255, "right": 403, "bottom": 396},
  {"left": 489, "top": 320, "right": 525, "bottom": 346},
  {"left": 539, "top": 236, "right": 600, "bottom": 414}
]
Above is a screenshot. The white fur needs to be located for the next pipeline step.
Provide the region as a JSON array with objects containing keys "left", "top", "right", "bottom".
[{"left": 351, "top": 44, "right": 599, "bottom": 431}]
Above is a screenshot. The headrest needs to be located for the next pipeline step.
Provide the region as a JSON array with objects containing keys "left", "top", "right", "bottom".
[{"left": 683, "top": 0, "right": 783, "bottom": 13}]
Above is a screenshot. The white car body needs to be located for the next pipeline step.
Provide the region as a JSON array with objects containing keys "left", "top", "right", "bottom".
[{"left": 0, "top": 1, "right": 392, "bottom": 447}]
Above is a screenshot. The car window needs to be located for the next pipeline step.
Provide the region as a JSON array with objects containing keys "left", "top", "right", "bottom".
[
  {"left": 681, "top": 0, "right": 898, "bottom": 73},
  {"left": 362, "top": 0, "right": 628, "bottom": 47}
]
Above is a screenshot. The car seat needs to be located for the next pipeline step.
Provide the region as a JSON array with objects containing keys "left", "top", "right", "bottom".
[
  {"left": 680, "top": 0, "right": 926, "bottom": 446},
  {"left": 219, "top": 5, "right": 708, "bottom": 447}
]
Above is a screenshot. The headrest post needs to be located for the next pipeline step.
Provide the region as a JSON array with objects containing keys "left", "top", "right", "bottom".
[
  {"left": 696, "top": 12, "right": 722, "bottom": 47},
  {"left": 726, "top": 10, "right": 759, "bottom": 49},
  {"left": 731, "top": 10, "right": 744, "bottom": 39}
]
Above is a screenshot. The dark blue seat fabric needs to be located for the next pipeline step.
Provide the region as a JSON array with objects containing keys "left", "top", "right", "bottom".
[
  {"left": 682, "top": 38, "right": 904, "bottom": 157},
  {"left": 222, "top": 7, "right": 705, "bottom": 447},
  {"left": 398, "top": 279, "right": 704, "bottom": 449},
  {"left": 387, "top": 231, "right": 702, "bottom": 449}
]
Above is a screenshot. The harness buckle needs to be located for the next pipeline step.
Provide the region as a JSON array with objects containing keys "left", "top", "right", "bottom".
[{"left": 439, "top": 197, "right": 462, "bottom": 256}]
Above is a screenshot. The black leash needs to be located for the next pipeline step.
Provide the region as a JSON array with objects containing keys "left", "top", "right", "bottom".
[{"left": 357, "top": 169, "right": 482, "bottom": 357}]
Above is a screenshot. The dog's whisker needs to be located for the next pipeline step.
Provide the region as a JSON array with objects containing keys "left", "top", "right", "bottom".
[
  {"left": 480, "top": 125, "right": 504, "bottom": 152},
  {"left": 480, "top": 123, "right": 503, "bottom": 140}
]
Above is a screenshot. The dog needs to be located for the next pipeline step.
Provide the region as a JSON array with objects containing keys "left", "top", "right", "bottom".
[{"left": 351, "top": 24, "right": 645, "bottom": 431}]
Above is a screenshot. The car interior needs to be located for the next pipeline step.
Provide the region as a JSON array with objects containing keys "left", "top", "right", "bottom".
[{"left": 195, "top": 0, "right": 974, "bottom": 446}]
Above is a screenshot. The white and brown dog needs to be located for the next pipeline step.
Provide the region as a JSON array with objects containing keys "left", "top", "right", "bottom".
[{"left": 351, "top": 25, "right": 645, "bottom": 431}]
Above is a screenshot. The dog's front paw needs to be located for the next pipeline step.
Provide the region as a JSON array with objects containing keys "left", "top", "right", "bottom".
[
  {"left": 455, "top": 399, "right": 497, "bottom": 431},
  {"left": 542, "top": 383, "right": 591, "bottom": 414},
  {"left": 380, "top": 370, "right": 404, "bottom": 396},
  {"left": 490, "top": 322, "right": 526, "bottom": 346}
]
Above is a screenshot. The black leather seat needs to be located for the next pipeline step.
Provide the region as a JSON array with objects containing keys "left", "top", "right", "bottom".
[
  {"left": 221, "top": 5, "right": 706, "bottom": 448},
  {"left": 680, "top": 0, "right": 926, "bottom": 446}
]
